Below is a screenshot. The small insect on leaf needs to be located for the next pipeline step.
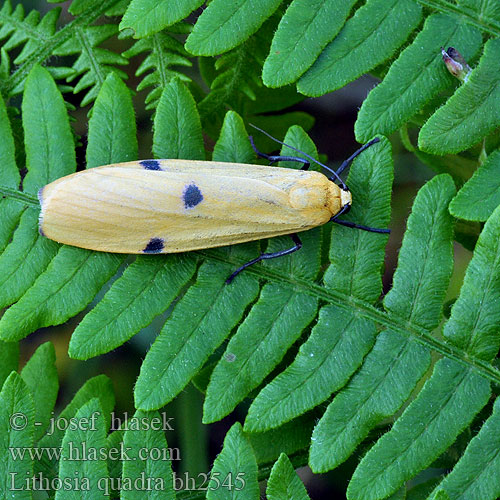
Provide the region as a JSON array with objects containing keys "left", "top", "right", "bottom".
[
  {"left": 38, "top": 128, "right": 389, "bottom": 281},
  {"left": 442, "top": 46, "right": 472, "bottom": 83}
]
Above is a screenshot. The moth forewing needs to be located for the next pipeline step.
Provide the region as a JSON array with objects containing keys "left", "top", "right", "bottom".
[{"left": 39, "top": 159, "right": 346, "bottom": 254}]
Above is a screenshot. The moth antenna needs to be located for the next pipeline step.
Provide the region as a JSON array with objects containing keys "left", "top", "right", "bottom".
[{"left": 248, "top": 123, "right": 347, "bottom": 188}]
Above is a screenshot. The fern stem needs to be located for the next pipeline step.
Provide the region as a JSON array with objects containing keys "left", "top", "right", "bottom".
[
  {"left": 399, "top": 124, "right": 416, "bottom": 152},
  {"left": 153, "top": 35, "right": 169, "bottom": 88},
  {"left": 0, "top": 186, "right": 39, "bottom": 207},
  {"left": 417, "top": 0, "right": 500, "bottom": 36},
  {"left": 201, "top": 249, "right": 500, "bottom": 388},
  {"left": 75, "top": 27, "right": 106, "bottom": 86}
]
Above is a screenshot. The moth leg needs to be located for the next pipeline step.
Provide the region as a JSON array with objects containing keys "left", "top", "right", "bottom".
[
  {"left": 226, "top": 234, "right": 302, "bottom": 284},
  {"left": 334, "top": 137, "right": 380, "bottom": 177},
  {"left": 331, "top": 218, "right": 391, "bottom": 233},
  {"left": 249, "top": 136, "right": 310, "bottom": 170},
  {"left": 330, "top": 204, "right": 390, "bottom": 234}
]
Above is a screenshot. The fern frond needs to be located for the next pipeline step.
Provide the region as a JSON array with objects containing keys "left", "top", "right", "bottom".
[
  {"left": 135, "top": 261, "right": 260, "bottom": 409},
  {"left": 309, "top": 174, "right": 454, "bottom": 473},
  {"left": 355, "top": 13, "right": 482, "bottom": 142},
  {"left": 0, "top": 0, "right": 71, "bottom": 92},
  {"left": 431, "top": 396, "right": 500, "bottom": 499},
  {"left": 297, "top": 0, "right": 423, "bottom": 96},
  {"left": 0, "top": 372, "right": 34, "bottom": 491},
  {"left": 38, "top": 374, "right": 115, "bottom": 451},
  {"left": 419, "top": 37, "right": 500, "bottom": 154},
  {"left": 206, "top": 423, "right": 260, "bottom": 500},
  {"left": 267, "top": 453, "right": 311, "bottom": 500},
  {"left": 19, "top": 343, "right": 58, "bottom": 442},
  {"left": 0, "top": 0, "right": 126, "bottom": 104},
  {"left": 120, "top": 0, "right": 203, "bottom": 38},
  {"left": 0, "top": 65, "right": 71, "bottom": 314},
  {"left": 0, "top": 2, "right": 56, "bottom": 58},
  {"left": 184, "top": 0, "right": 282, "bottom": 56},
  {"left": 203, "top": 125, "right": 321, "bottom": 423},
  {"left": 0, "top": 68, "right": 134, "bottom": 341},
  {"left": 443, "top": 202, "right": 500, "bottom": 361},
  {"left": 4, "top": 1, "right": 500, "bottom": 497},
  {"left": 197, "top": 33, "right": 267, "bottom": 128},
  {"left": 53, "top": 24, "right": 128, "bottom": 106},
  {"left": 123, "top": 32, "right": 192, "bottom": 110},
  {"left": 449, "top": 148, "right": 500, "bottom": 221},
  {"left": 122, "top": 410, "right": 175, "bottom": 499},
  {"left": 57, "top": 398, "right": 108, "bottom": 492},
  {"left": 244, "top": 134, "right": 392, "bottom": 432},
  {"left": 153, "top": 78, "right": 205, "bottom": 160},
  {"left": 349, "top": 358, "right": 490, "bottom": 499},
  {"left": 262, "top": 0, "right": 357, "bottom": 88},
  {"left": 3, "top": 68, "right": 500, "bottom": 498}
]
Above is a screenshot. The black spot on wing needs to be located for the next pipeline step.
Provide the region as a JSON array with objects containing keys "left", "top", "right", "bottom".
[
  {"left": 183, "top": 183, "right": 203, "bottom": 209},
  {"left": 140, "top": 159, "right": 162, "bottom": 171},
  {"left": 143, "top": 237, "right": 165, "bottom": 253}
]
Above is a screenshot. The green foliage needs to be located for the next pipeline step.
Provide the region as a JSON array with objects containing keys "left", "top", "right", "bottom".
[
  {"left": 120, "top": 0, "right": 204, "bottom": 38},
  {"left": 122, "top": 32, "right": 192, "bottom": 110},
  {"left": 19, "top": 342, "right": 58, "bottom": 441},
  {"left": 419, "top": 38, "right": 500, "bottom": 154},
  {"left": 429, "top": 396, "right": 500, "bottom": 500},
  {"left": 153, "top": 77, "right": 205, "bottom": 160},
  {"left": 443, "top": 203, "right": 500, "bottom": 360},
  {"left": 450, "top": 149, "right": 500, "bottom": 221},
  {"left": 1, "top": 0, "right": 500, "bottom": 499},
  {"left": 0, "top": 372, "right": 34, "bottom": 497},
  {"left": 56, "top": 398, "right": 109, "bottom": 499},
  {"left": 0, "top": 0, "right": 127, "bottom": 102},
  {"left": 355, "top": 14, "right": 482, "bottom": 143},
  {"left": 206, "top": 422, "right": 259, "bottom": 500},
  {"left": 297, "top": 0, "right": 423, "bottom": 96},
  {"left": 184, "top": 0, "right": 282, "bottom": 56},
  {"left": 121, "top": 410, "right": 176, "bottom": 500},
  {"left": 262, "top": 0, "right": 356, "bottom": 88},
  {"left": 267, "top": 453, "right": 310, "bottom": 500}
]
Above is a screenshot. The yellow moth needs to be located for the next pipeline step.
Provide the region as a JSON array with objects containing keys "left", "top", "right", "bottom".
[
  {"left": 39, "top": 159, "right": 352, "bottom": 253},
  {"left": 38, "top": 131, "right": 388, "bottom": 281}
]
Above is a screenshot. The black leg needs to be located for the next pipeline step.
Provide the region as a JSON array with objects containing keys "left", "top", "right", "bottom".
[
  {"left": 332, "top": 219, "right": 390, "bottom": 233},
  {"left": 334, "top": 137, "right": 380, "bottom": 177},
  {"left": 330, "top": 204, "right": 390, "bottom": 234},
  {"left": 226, "top": 234, "right": 303, "bottom": 284},
  {"left": 249, "top": 136, "right": 310, "bottom": 170}
]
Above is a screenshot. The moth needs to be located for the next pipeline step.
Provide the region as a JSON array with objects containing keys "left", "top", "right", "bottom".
[{"left": 39, "top": 127, "right": 388, "bottom": 282}]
